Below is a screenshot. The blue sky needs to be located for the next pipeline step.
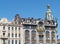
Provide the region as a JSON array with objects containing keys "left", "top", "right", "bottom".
[{"left": 0, "top": 0, "right": 60, "bottom": 38}]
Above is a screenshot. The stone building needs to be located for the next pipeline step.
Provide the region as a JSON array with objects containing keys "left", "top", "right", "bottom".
[
  {"left": 57, "top": 39, "right": 60, "bottom": 44},
  {"left": 0, "top": 5, "right": 58, "bottom": 44}
]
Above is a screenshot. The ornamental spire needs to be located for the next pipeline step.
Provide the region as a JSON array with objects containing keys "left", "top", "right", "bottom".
[
  {"left": 47, "top": 4, "right": 51, "bottom": 13},
  {"left": 45, "top": 4, "right": 54, "bottom": 21}
]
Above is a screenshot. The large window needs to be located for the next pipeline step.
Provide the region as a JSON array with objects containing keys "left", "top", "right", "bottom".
[
  {"left": 15, "top": 40, "right": 17, "bottom": 44},
  {"left": 12, "top": 27, "right": 13, "bottom": 30},
  {"left": 25, "top": 30, "right": 29, "bottom": 35},
  {"left": 12, "top": 33, "right": 14, "bottom": 37},
  {"left": 15, "top": 33, "right": 17, "bottom": 37},
  {"left": 51, "top": 31, "right": 55, "bottom": 40},
  {"left": 46, "top": 31, "right": 50, "bottom": 43},
  {"left": 31, "top": 30, "right": 36, "bottom": 44},
  {"left": 18, "top": 27, "right": 20, "bottom": 30},
  {"left": 8, "top": 40, "right": 10, "bottom": 44},
  {"left": 15, "top": 27, "right": 17, "bottom": 30},
  {"left": 3, "top": 26, "right": 5, "bottom": 30},
  {"left": 39, "top": 35, "right": 43, "bottom": 39},
  {"left": 51, "top": 31, "right": 55, "bottom": 36},
  {"left": 8, "top": 26, "right": 10, "bottom": 30},
  {"left": 12, "top": 40, "right": 14, "bottom": 44},
  {"left": 19, "top": 40, "right": 20, "bottom": 44},
  {"left": 19, "top": 34, "right": 20, "bottom": 37},
  {"left": 25, "top": 30, "right": 30, "bottom": 44},
  {"left": 46, "top": 31, "right": 50, "bottom": 38},
  {"left": 32, "top": 30, "right": 36, "bottom": 35}
]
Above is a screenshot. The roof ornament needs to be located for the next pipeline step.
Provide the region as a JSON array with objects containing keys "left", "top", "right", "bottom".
[
  {"left": 45, "top": 4, "right": 54, "bottom": 21},
  {"left": 47, "top": 4, "right": 50, "bottom": 9},
  {"left": 47, "top": 4, "right": 51, "bottom": 12}
]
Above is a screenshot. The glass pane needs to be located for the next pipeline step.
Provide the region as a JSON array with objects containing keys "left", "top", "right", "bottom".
[{"left": 8, "top": 40, "right": 10, "bottom": 44}]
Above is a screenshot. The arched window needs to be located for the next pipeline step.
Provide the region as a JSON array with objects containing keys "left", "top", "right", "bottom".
[
  {"left": 51, "top": 31, "right": 55, "bottom": 43},
  {"left": 51, "top": 31, "right": 55, "bottom": 39},
  {"left": 25, "top": 30, "right": 30, "bottom": 44},
  {"left": 46, "top": 31, "right": 49, "bottom": 34},
  {"left": 51, "top": 31, "right": 55, "bottom": 34},
  {"left": 46, "top": 31, "right": 50, "bottom": 43},
  {"left": 31, "top": 30, "right": 36, "bottom": 35},
  {"left": 25, "top": 30, "right": 29, "bottom": 34},
  {"left": 39, "top": 31, "right": 44, "bottom": 43},
  {"left": 46, "top": 31, "right": 50, "bottom": 38},
  {"left": 31, "top": 30, "right": 36, "bottom": 44},
  {"left": 25, "top": 30, "right": 29, "bottom": 38}
]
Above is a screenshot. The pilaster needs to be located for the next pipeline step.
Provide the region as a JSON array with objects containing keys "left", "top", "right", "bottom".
[
  {"left": 44, "top": 32, "right": 46, "bottom": 44},
  {"left": 20, "top": 26, "right": 24, "bottom": 44}
]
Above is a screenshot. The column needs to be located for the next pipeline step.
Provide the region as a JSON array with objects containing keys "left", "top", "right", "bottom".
[
  {"left": 36, "top": 32, "right": 39, "bottom": 44},
  {"left": 14, "top": 27, "right": 15, "bottom": 44},
  {"left": 14, "top": 40, "right": 15, "bottom": 44},
  {"left": 6, "top": 40, "right": 8, "bottom": 44},
  {"left": 30, "top": 30, "right": 31, "bottom": 44},
  {"left": 17, "top": 27, "right": 19, "bottom": 38},
  {"left": 50, "top": 31, "right": 51, "bottom": 44},
  {"left": 14, "top": 27, "right": 15, "bottom": 38},
  {"left": 20, "top": 26, "right": 24, "bottom": 44},
  {"left": 55, "top": 32, "right": 57, "bottom": 44},
  {"left": 44, "top": 32, "right": 46, "bottom": 44}
]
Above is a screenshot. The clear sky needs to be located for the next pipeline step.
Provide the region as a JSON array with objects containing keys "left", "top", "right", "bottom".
[{"left": 0, "top": 0, "right": 60, "bottom": 38}]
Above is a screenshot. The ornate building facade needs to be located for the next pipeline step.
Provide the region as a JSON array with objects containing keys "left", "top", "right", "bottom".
[
  {"left": 0, "top": 5, "right": 58, "bottom": 44},
  {"left": 57, "top": 39, "right": 60, "bottom": 44}
]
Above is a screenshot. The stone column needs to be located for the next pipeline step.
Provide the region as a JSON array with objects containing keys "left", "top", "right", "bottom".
[
  {"left": 6, "top": 40, "right": 8, "bottom": 44},
  {"left": 55, "top": 32, "right": 57, "bottom": 44},
  {"left": 50, "top": 31, "right": 51, "bottom": 44},
  {"left": 14, "top": 27, "right": 15, "bottom": 38},
  {"left": 36, "top": 32, "right": 39, "bottom": 44},
  {"left": 20, "top": 26, "right": 24, "bottom": 44},
  {"left": 17, "top": 27, "right": 19, "bottom": 38},
  {"left": 44, "top": 31, "right": 46, "bottom": 44},
  {"left": 30, "top": 30, "right": 31, "bottom": 44}
]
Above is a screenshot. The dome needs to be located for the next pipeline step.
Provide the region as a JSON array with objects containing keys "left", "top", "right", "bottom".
[{"left": 0, "top": 18, "right": 8, "bottom": 23}]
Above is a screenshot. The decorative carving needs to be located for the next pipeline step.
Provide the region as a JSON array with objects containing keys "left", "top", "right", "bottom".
[
  {"left": 14, "top": 14, "right": 22, "bottom": 24},
  {"left": 36, "top": 27, "right": 44, "bottom": 32}
]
